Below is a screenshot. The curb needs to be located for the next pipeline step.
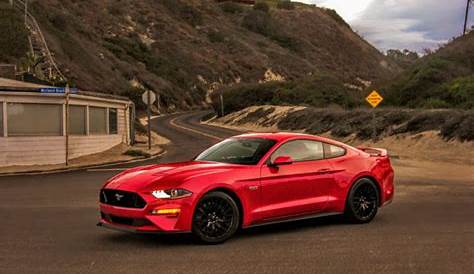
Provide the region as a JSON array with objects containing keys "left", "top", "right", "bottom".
[{"left": 0, "top": 149, "right": 167, "bottom": 177}]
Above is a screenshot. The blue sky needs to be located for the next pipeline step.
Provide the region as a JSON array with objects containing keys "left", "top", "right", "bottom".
[{"left": 300, "top": 0, "right": 473, "bottom": 52}]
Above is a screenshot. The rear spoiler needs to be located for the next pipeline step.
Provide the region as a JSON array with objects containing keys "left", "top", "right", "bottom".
[{"left": 357, "top": 147, "right": 388, "bottom": 157}]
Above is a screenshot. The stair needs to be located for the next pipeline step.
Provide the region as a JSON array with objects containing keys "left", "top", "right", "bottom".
[{"left": 12, "top": 0, "right": 66, "bottom": 82}]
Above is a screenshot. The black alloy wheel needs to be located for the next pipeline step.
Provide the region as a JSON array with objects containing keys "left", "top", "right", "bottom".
[
  {"left": 192, "top": 191, "right": 240, "bottom": 244},
  {"left": 345, "top": 178, "right": 379, "bottom": 223}
]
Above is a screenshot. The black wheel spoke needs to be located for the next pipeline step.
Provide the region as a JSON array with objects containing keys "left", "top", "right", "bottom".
[
  {"left": 351, "top": 182, "right": 378, "bottom": 220},
  {"left": 194, "top": 196, "right": 236, "bottom": 240}
]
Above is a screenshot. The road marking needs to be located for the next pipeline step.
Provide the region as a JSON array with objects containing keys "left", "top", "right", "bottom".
[{"left": 169, "top": 116, "right": 223, "bottom": 141}]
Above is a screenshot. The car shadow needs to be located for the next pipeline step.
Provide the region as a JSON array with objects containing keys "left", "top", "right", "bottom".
[
  {"left": 238, "top": 214, "right": 346, "bottom": 238},
  {"left": 98, "top": 215, "right": 348, "bottom": 247},
  {"left": 99, "top": 232, "right": 196, "bottom": 247}
]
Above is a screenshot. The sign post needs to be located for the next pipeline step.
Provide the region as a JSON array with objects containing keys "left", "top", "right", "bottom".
[
  {"left": 65, "top": 84, "right": 70, "bottom": 166},
  {"left": 142, "top": 90, "right": 156, "bottom": 150},
  {"left": 220, "top": 93, "right": 224, "bottom": 117},
  {"left": 365, "top": 90, "right": 384, "bottom": 143}
]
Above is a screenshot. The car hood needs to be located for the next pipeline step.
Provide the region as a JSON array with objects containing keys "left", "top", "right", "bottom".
[{"left": 104, "top": 161, "right": 242, "bottom": 192}]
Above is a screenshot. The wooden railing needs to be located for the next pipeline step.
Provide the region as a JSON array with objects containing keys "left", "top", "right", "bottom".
[{"left": 12, "top": 0, "right": 66, "bottom": 81}]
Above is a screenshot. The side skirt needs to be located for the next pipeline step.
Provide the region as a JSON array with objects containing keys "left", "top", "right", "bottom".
[{"left": 244, "top": 212, "right": 343, "bottom": 229}]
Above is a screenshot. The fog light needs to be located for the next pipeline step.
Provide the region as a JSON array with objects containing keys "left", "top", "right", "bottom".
[{"left": 152, "top": 208, "right": 181, "bottom": 215}]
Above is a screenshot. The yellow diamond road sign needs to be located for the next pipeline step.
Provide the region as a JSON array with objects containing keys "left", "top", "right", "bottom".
[{"left": 366, "top": 90, "right": 383, "bottom": 108}]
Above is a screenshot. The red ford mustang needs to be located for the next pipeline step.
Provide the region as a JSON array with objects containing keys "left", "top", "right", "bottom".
[{"left": 98, "top": 133, "right": 394, "bottom": 244}]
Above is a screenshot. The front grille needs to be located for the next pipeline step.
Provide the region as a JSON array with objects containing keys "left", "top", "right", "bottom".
[
  {"left": 101, "top": 212, "right": 151, "bottom": 227},
  {"left": 100, "top": 189, "right": 146, "bottom": 208}
]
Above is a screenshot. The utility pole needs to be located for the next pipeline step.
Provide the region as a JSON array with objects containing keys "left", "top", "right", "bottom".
[
  {"left": 156, "top": 93, "right": 160, "bottom": 113},
  {"left": 65, "top": 84, "right": 70, "bottom": 166},
  {"left": 220, "top": 93, "right": 224, "bottom": 117},
  {"left": 464, "top": 0, "right": 472, "bottom": 35}
]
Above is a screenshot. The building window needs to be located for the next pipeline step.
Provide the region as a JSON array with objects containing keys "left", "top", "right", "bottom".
[
  {"left": 0, "top": 102, "right": 3, "bottom": 137},
  {"left": 69, "top": 105, "right": 87, "bottom": 135},
  {"left": 89, "top": 107, "right": 107, "bottom": 135},
  {"left": 109, "top": 108, "right": 118, "bottom": 134},
  {"left": 7, "top": 103, "right": 63, "bottom": 136}
]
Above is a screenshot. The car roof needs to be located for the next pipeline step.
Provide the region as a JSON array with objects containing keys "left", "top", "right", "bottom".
[
  {"left": 235, "top": 132, "right": 321, "bottom": 142},
  {"left": 234, "top": 132, "right": 352, "bottom": 148}
]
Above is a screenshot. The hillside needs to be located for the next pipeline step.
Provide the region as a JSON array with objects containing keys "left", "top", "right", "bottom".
[
  {"left": 213, "top": 32, "right": 474, "bottom": 114},
  {"left": 0, "top": 0, "right": 398, "bottom": 110},
  {"left": 379, "top": 32, "right": 474, "bottom": 109},
  {"left": 0, "top": 3, "right": 28, "bottom": 64}
]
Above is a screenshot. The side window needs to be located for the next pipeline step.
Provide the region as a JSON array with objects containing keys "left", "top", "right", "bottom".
[
  {"left": 89, "top": 107, "right": 107, "bottom": 135},
  {"left": 324, "top": 143, "right": 346, "bottom": 159},
  {"left": 271, "top": 140, "right": 324, "bottom": 162},
  {"left": 108, "top": 108, "right": 118, "bottom": 134},
  {"left": 7, "top": 103, "right": 63, "bottom": 136},
  {"left": 69, "top": 105, "right": 87, "bottom": 135}
]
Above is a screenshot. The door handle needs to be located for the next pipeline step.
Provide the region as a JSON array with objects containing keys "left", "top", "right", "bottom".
[{"left": 316, "top": 168, "right": 331, "bottom": 174}]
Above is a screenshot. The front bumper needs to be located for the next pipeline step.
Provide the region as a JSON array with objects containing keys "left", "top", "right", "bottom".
[
  {"left": 97, "top": 221, "right": 188, "bottom": 234},
  {"left": 98, "top": 192, "right": 194, "bottom": 233}
]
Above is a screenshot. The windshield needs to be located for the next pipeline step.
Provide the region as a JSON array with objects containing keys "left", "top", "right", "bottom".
[{"left": 195, "top": 138, "right": 277, "bottom": 165}]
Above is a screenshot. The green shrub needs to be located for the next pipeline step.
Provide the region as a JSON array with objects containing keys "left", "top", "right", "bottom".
[
  {"left": 161, "top": 0, "right": 203, "bottom": 26},
  {"left": 124, "top": 149, "right": 151, "bottom": 158},
  {"left": 383, "top": 56, "right": 473, "bottom": 109},
  {"left": 242, "top": 10, "right": 273, "bottom": 36},
  {"left": 108, "top": 4, "right": 124, "bottom": 16},
  {"left": 213, "top": 74, "right": 358, "bottom": 115},
  {"left": 242, "top": 8, "right": 299, "bottom": 51},
  {"left": 207, "top": 30, "right": 225, "bottom": 43},
  {"left": 443, "top": 76, "right": 474, "bottom": 109},
  {"left": 270, "top": 33, "right": 299, "bottom": 51},
  {"left": 219, "top": 1, "right": 244, "bottom": 14},
  {"left": 49, "top": 13, "right": 68, "bottom": 32},
  {"left": 423, "top": 98, "right": 450, "bottom": 109},
  {"left": 254, "top": 1, "right": 270, "bottom": 13},
  {"left": 275, "top": 108, "right": 474, "bottom": 141},
  {"left": 104, "top": 36, "right": 190, "bottom": 90},
  {"left": 277, "top": 0, "right": 295, "bottom": 10}
]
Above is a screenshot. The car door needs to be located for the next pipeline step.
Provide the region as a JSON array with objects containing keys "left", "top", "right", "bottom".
[{"left": 257, "top": 139, "right": 334, "bottom": 221}]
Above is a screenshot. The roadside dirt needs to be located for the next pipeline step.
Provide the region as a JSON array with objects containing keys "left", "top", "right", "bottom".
[{"left": 206, "top": 106, "right": 474, "bottom": 183}]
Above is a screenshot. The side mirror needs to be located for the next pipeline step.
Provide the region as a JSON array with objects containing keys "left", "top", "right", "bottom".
[{"left": 269, "top": 156, "right": 293, "bottom": 167}]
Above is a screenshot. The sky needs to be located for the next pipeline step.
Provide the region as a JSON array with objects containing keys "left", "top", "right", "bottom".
[{"left": 300, "top": 0, "right": 473, "bottom": 52}]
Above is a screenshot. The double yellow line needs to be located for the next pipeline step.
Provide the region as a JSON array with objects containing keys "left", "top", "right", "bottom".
[{"left": 169, "top": 116, "right": 223, "bottom": 141}]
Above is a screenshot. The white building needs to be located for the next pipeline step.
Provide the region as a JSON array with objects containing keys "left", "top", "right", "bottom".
[{"left": 0, "top": 78, "right": 133, "bottom": 167}]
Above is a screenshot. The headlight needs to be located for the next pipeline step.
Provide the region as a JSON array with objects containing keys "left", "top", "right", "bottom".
[{"left": 151, "top": 189, "right": 192, "bottom": 199}]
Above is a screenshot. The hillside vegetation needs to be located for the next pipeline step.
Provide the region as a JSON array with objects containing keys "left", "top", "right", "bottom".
[
  {"left": 2, "top": 0, "right": 397, "bottom": 110},
  {"left": 379, "top": 32, "right": 474, "bottom": 109},
  {"left": 215, "top": 32, "right": 474, "bottom": 114},
  {"left": 0, "top": 2, "right": 29, "bottom": 63},
  {"left": 211, "top": 105, "right": 474, "bottom": 141}
]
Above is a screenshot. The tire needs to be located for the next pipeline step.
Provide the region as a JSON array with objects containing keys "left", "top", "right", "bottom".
[
  {"left": 344, "top": 178, "right": 379, "bottom": 223},
  {"left": 192, "top": 191, "right": 240, "bottom": 244}
]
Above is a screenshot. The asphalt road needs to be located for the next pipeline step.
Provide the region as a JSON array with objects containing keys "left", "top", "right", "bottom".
[{"left": 1, "top": 111, "right": 473, "bottom": 274}]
